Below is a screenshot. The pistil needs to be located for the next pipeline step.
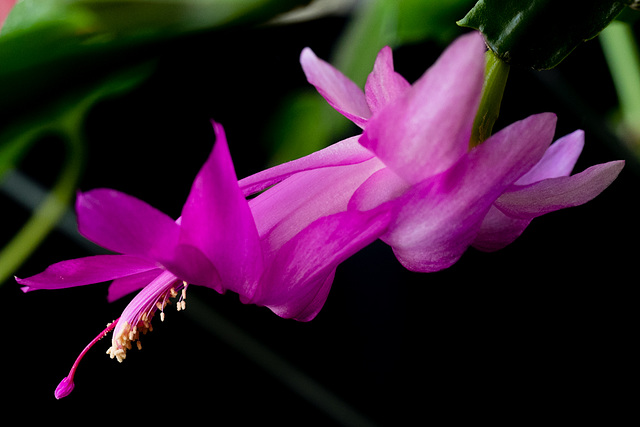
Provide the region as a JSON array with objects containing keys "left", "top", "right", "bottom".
[
  {"left": 54, "top": 319, "right": 119, "bottom": 399},
  {"left": 55, "top": 270, "right": 189, "bottom": 399}
]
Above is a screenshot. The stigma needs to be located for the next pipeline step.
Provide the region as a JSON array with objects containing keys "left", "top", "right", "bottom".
[{"left": 107, "top": 270, "right": 188, "bottom": 362}]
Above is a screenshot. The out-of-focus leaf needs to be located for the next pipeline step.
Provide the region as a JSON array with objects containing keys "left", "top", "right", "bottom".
[
  {"left": 0, "top": 63, "right": 154, "bottom": 285},
  {"left": 458, "top": 0, "right": 632, "bottom": 70},
  {"left": 2, "top": 0, "right": 313, "bottom": 35},
  {"left": 0, "top": 0, "right": 312, "bottom": 115},
  {"left": 265, "top": 91, "right": 341, "bottom": 167},
  {"left": 0, "top": 62, "right": 153, "bottom": 178},
  {"left": 600, "top": 20, "right": 640, "bottom": 149},
  {"left": 396, "top": 0, "right": 476, "bottom": 45}
]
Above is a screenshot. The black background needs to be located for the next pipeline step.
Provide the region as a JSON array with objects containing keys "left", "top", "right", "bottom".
[{"left": 1, "top": 14, "right": 636, "bottom": 426}]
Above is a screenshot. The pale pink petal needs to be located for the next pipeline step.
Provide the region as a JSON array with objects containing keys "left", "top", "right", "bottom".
[
  {"left": 238, "top": 136, "right": 374, "bottom": 197},
  {"left": 76, "top": 189, "right": 180, "bottom": 263},
  {"left": 250, "top": 157, "right": 385, "bottom": 257},
  {"left": 348, "top": 166, "right": 410, "bottom": 211},
  {"left": 516, "top": 130, "right": 585, "bottom": 185},
  {"left": 471, "top": 205, "right": 532, "bottom": 252},
  {"left": 359, "top": 31, "right": 486, "bottom": 184},
  {"left": 16, "top": 255, "right": 159, "bottom": 292},
  {"left": 300, "top": 47, "right": 371, "bottom": 128},
  {"left": 364, "top": 46, "right": 411, "bottom": 115},
  {"left": 473, "top": 159, "right": 624, "bottom": 251},
  {"left": 383, "top": 113, "right": 557, "bottom": 272},
  {"left": 495, "top": 160, "right": 625, "bottom": 219},
  {"left": 179, "top": 121, "right": 261, "bottom": 296}
]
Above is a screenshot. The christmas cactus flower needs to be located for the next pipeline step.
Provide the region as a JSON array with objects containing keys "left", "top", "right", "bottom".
[
  {"left": 16, "top": 30, "right": 624, "bottom": 400},
  {"left": 16, "top": 120, "right": 389, "bottom": 398},
  {"left": 16, "top": 122, "right": 264, "bottom": 398},
  {"left": 240, "top": 31, "right": 624, "bottom": 274}
]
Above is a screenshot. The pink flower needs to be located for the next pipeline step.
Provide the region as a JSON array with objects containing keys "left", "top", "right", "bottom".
[
  {"left": 17, "top": 120, "right": 389, "bottom": 398},
  {"left": 17, "top": 122, "right": 264, "bottom": 398},
  {"left": 16, "top": 31, "right": 624, "bottom": 400},
  {"left": 240, "top": 31, "right": 624, "bottom": 275}
]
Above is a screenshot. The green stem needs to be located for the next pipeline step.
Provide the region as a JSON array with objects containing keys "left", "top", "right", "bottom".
[
  {"left": 0, "top": 123, "right": 85, "bottom": 285},
  {"left": 599, "top": 19, "right": 640, "bottom": 145},
  {"left": 470, "top": 50, "right": 510, "bottom": 148}
]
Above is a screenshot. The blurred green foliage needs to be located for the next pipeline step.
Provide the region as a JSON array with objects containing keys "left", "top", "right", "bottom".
[
  {"left": 1, "top": 0, "right": 638, "bottom": 286},
  {"left": 0, "top": 0, "right": 313, "bottom": 285}
]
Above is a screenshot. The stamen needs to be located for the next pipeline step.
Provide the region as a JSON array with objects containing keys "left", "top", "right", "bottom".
[
  {"left": 54, "top": 318, "right": 119, "bottom": 399},
  {"left": 106, "top": 271, "right": 187, "bottom": 363},
  {"left": 177, "top": 283, "right": 188, "bottom": 312},
  {"left": 56, "top": 271, "right": 192, "bottom": 398}
]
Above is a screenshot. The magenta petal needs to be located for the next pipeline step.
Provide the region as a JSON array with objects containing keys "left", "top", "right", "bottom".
[
  {"left": 163, "top": 244, "right": 222, "bottom": 292},
  {"left": 382, "top": 172, "right": 489, "bottom": 272},
  {"left": 16, "top": 255, "right": 159, "bottom": 292},
  {"left": 107, "top": 268, "right": 163, "bottom": 302},
  {"left": 259, "top": 269, "right": 337, "bottom": 323},
  {"left": 473, "top": 159, "right": 624, "bottom": 251},
  {"left": 516, "top": 130, "right": 585, "bottom": 185},
  {"left": 238, "top": 136, "right": 374, "bottom": 197},
  {"left": 300, "top": 47, "right": 371, "bottom": 128},
  {"left": 364, "top": 46, "right": 411, "bottom": 115},
  {"left": 472, "top": 205, "right": 532, "bottom": 252},
  {"left": 382, "top": 113, "right": 557, "bottom": 272},
  {"left": 359, "top": 32, "right": 486, "bottom": 184},
  {"left": 253, "top": 206, "right": 391, "bottom": 321},
  {"left": 251, "top": 157, "right": 385, "bottom": 256},
  {"left": 348, "top": 166, "right": 410, "bottom": 211},
  {"left": 76, "top": 189, "right": 180, "bottom": 263},
  {"left": 495, "top": 160, "right": 625, "bottom": 219},
  {"left": 179, "top": 121, "right": 262, "bottom": 295}
]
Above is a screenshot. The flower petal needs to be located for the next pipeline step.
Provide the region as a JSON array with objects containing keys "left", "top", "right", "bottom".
[
  {"left": 252, "top": 206, "right": 391, "bottom": 321},
  {"left": 300, "top": 47, "right": 371, "bottom": 128},
  {"left": 359, "top": 31, "right": 486, "bottom": 184},
  {"left": 16, "top": 255, "right": 159, "bottom": 292},
  {"left": 471, "top": 205, "right": 532, "bottom": 252},
  {"left": 348, "top": 166, "right": 410, "bottom": 211},
  {"left": 382, "top": 113, "right": 557, "bottom": 272},
  {"left": 364, "top": 46, "right": 411, "bottom": 115},
  {"left": 76, "top": 189, "right": 180, "bottom": 263},
  {"left": 473, "top": 159, "right": 624, "bottom": 251},
  {"left": 160, "top": 244, "right": 222, "bottom": 292},
  {"left": 107, "top": 268, "right": 163, "bottom": 302},
  {"left": 238, "top": 135, "right": 374, "bottom": 197},
  {"left": 179, "top": 121, "right": 262, "bottom": 296},
  {"left": 516, "top": 130, "right": 585, "bottom": 185},
  {"left": 495, "top": 160, "right": 625, "bottom": 219},
  {"left": 250, "top": 156, "right": 385, "bottom": 257}
]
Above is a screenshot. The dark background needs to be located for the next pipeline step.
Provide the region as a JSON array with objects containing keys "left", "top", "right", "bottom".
[{"left": 1, "top": 14, "right": 636, "bottom": 426}]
